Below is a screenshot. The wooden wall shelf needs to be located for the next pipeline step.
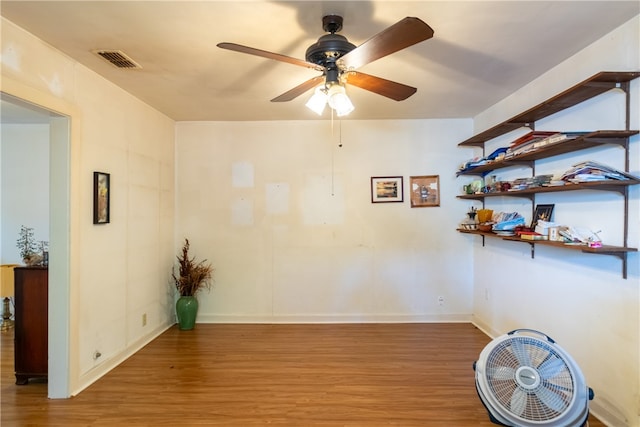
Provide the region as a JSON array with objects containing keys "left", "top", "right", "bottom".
[
  {"left": 458, "top": 72, "right": 640, "bottom": 148},
  {"left": 455, "top": 71, "right": 640, "bottom": 278},
  {"left": 457, "top": 179, "right": 639, "bottom": 200},
  {"left": 457, "top": 130, "right": 639, "bottom": 176}
]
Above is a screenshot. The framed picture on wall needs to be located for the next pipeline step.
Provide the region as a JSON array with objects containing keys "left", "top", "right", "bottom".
[
  {"left": 371, "top": 176, "right": 404, "bottom": 203},
  {"left": 93, "top": 171, "right": 110, "bottom": 224},
  {"left": 531, "top": 204, "right": 554, "bottom": 229},
  {"left": 409, "top": 175, "right": 440, "bottom": 207}
]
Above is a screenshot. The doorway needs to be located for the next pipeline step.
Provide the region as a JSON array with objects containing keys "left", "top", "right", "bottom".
[{"left": 0, "top": 92, "right": 71, "bottom": 398}]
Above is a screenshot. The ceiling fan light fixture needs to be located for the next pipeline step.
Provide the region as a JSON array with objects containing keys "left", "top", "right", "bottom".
[
  {"left": 327, "top": 83, "right": 354, "bottom": 116},
  {"left": 219, "top": 16, "right": 434, "bottom": 115},
  {"left": 305, "top": 86, "right": 328, "bottom": 115}
]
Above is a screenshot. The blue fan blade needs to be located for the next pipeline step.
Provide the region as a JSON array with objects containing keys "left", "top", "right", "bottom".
[
  {"left": 510, "top": 387, "right": 527, "bottom": 416},
  {"left": 535, "top": 384, "right": 568, "bottom": 413},
  {"left": 511, "top": 339, "right": 531, "bottom": 366},
  {"left": 538, "top": 357, "right": 566, "bottom": 380},
  {"left": 489, "top": 366, "right": 515, "bottom": 381}
]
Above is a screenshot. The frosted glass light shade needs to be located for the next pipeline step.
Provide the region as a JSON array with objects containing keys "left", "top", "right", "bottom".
[
  {"left": 305, "top": 86, "right": 327, "bottom": 115},
  {"left": 327, "top": 84, "right": 354, "bottom": 116}
]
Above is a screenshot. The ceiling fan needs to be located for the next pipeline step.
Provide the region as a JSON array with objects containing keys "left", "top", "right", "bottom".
[{"left": 217, "top": 15, "right": 434, "bottom": 116}]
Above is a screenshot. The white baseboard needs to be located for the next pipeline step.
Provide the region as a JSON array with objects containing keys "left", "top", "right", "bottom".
[
  {"left": 588, "top": 399, "right": 631, "bottom": 427},
  {"left": 470, "top": 315, "right": 500, "bottom": 339},
  {"left": 196, "top": 313, "right": 472, "bottom": 324},
  {"left": 72, "top": 322, "right": 173, "bottom": 396}
]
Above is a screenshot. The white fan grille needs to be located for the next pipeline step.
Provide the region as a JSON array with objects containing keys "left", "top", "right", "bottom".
[{"left": 484, "top": 336, "right": 574, "bottom": 422}]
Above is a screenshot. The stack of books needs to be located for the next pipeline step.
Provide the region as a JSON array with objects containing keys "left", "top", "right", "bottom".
[
  {"left": 517, "top": 231, "right": 548, "bottom": 241},
  {"left": 505, "top": 131, "right": 561, "bottom": 158},
  {"left": 505, "top": 131, "right": 590, "bottom": 159}
]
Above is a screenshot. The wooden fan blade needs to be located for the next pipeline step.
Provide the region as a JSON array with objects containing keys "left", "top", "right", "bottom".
[
  {"left": 271, "top": 75, "right": 325, "bottom": 102},
  {"left": 217, "top": 42, "right": 325, "bottom": 71},
  {"left": 338, "top": 17, "right": 434, "bottom": 70},
  {"left": 345, "top": 72, "right": 417, "bottom": 101}
]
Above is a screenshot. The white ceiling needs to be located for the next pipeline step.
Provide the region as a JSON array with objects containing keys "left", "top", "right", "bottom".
[{"left": 1, "top": 1, "right": 638, "bottom": 122}]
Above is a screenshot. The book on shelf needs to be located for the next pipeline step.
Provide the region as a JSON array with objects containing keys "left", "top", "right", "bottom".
[
  {"left": 505, "top": 131, "right": 593, "bottom": 158},
  {"left": 532, "top": 132, "right": 567, "bottom": 148},
  {"left": 505, "top": 131, "right": 560, "bottom": 158},
  {"left": 561, "top": 131, "right": 591, "bottom": 138},
  {"left": 520, "top": 233, "right": 549, "bottom": 241},
  {"left": 508, "top": 131, "right": 559, "bottom": 148}
]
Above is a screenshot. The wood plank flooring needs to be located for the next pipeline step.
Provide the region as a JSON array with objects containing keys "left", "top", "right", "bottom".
[{"left": 1, "top": 323, "right": 605, "bottom": 426}]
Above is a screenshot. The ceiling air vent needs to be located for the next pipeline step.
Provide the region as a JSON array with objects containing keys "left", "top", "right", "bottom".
[{"left": 94, "top": 50, "right": 142, "bottom": 69}]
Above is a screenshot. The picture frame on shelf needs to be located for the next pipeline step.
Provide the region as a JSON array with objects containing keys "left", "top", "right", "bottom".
[
  {"left": 371, "top": 176, "right": 404, "bottom": 203},
  {"left": 93, "top": 171, "right": 110, "bottom": 224},
  {"left": 409, "top": 175, "right": 440, "bottom": 207},
  {"left": 531, "top": 204, "right": 554, "bottom": 229}
]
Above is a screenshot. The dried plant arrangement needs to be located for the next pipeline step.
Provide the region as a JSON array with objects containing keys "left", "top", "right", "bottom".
[{"left": 172, "top": 238, "right": 213, "bottom": 297}]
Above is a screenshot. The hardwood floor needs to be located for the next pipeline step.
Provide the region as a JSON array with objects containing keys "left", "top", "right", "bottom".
[{"left": 1, "top": 323, "right": 605, "bottom": 426}]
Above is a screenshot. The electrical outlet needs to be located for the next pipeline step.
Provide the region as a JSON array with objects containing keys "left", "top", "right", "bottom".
[
  {"left": 142, "top": 313, "right": 147, "bottom": 326},
  {"left": 437, "top": 296, "right": 445, "bottom": 306}
]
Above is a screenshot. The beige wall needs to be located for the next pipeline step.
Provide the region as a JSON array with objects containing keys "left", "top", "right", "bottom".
[
  {"left": 471, "top": 16, "right": 640, "bottom": 427},
  {"left": 2, "top": 10, "right": 639, "bottom": 427},
  {"left": 175, "top": 119, "right": 473, "bottom": 323},
  {"left": 1, "top": 17, "right": 176, "bottom": 395}
]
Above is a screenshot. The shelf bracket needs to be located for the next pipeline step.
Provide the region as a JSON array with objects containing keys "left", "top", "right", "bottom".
[
  {"left": 582, "top": 250, "right": 629, "bottom": 279},
  {"left": 529, "top": 242, "right": 535, "bottom": 259}
]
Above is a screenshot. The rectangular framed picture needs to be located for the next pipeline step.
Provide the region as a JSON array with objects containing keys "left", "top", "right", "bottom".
[
  {"left": 531, "top": 204, "right": 554, "bottom": 229},
  {"left": 371, "top": 176, "right": 404, "bottom": 203},
  {"left": 93, "top": 171, "right": 110, "bottom": 224},
  {"left": 410, "top": 175, "right": 440, "bottom": 207}
]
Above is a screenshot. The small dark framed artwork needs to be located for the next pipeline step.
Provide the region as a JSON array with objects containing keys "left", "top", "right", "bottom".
[
  {"left": 531, "top": 204, "right": 554, "bottom": 229},
  {"left": 93, "top": 171, "right": 110, "bottom": 224},
  {"left": 371, "top": 176, "right": 404, "bottom": 203},
  {"left": 410, "top": 175, "right": 440, "bottom": 207}
]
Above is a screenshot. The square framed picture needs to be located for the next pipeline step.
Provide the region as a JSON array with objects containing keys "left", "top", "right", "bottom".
[
  {"left": 93, "top": 171, "right": 110, "bottom": 224},
  {"left": 531, "top": 204, "right": 554, "bottom": 229},
  {"left": 410, "top": 175, "right": 440, "bottom": 207},
  {"left": 371, "top": 176, "right": 404, "bottom": 203}
]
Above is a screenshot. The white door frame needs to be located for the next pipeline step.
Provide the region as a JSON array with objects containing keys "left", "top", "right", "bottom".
[{"left": 1, "top": 89, "right": 73, "bottom": 398}]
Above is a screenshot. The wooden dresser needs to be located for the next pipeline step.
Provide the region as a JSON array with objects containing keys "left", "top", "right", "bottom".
[{"left": 14, "top": 266, "right": 48, "bottom": 385}]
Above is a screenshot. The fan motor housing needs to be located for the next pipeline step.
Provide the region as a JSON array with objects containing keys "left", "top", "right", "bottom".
[
  {"left": 305, "top": 15, "right": 355, "bottom": 66},
  {"left": 305, "top": 33, "right": 356, "bottom": 66}
]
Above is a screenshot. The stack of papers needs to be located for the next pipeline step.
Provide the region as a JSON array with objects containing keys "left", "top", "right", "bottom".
[
  {"left": 504, "top": 131, "right": 591, "bottom": 159},
  {"left": 509, "top": 175, "right": 554, "bottom": 190},
  {"left": 505, "top": 131, "right": 560, "bottom": 158},
  {"left": 560, "top": 161, "right": 639, "bottom": 182},
  {"left": 458, "top": 147, "right": 509, "bottom": 173},
  {"left": 492, "top": 212, "right": 525, "bottom": 231}
]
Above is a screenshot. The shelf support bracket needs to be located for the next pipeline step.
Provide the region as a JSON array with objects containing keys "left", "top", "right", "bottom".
[
  {"left": 582, "top": 251, "right": 629, "bottom": 279},
  {"left": 529, "top": 242, "right": 535, "bottom": 259}
]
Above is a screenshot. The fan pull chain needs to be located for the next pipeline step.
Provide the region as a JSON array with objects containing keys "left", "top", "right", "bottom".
[
  {"left": 331, "top": 109, "right": 335, "bottom": 195},
  {"left": 329, "top": 112, "right": 343, "bottom": 196}
]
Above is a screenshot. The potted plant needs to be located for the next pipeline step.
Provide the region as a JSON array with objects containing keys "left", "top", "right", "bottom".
[
  {"left": 172, "top": 238, "right": 213, "bottom": 330},
  {"left": 16, "top": 225, "right": 41, "bottom": 265}
]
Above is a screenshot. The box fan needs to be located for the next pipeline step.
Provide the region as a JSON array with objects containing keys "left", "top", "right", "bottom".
[{"left": 473, "top": 329, "right": 594, "bottom": 427}]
